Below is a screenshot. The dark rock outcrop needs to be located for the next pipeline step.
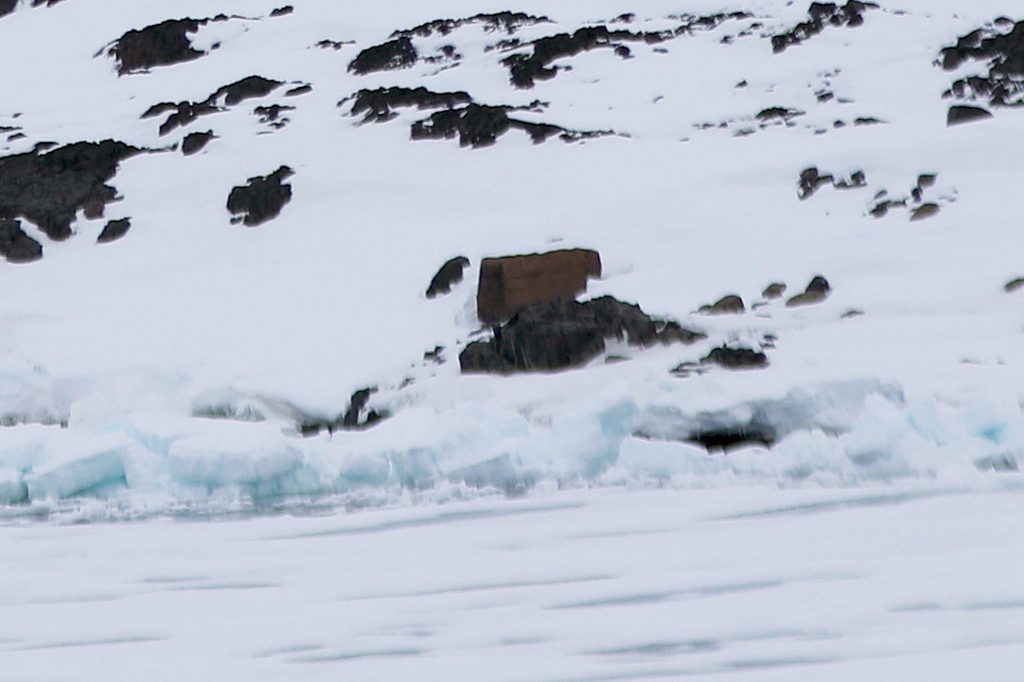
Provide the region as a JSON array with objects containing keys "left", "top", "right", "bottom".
[
  {"left": 786, "top": 276, "right": 831, "bottom": 307},
  {"left": 426, "top": 256, "right": 470, "bottom": 298},
  {"left": 771, "top": 2, "right": 879, "bottom": 54},
  {"left": 410, "top": 104, "right": 606, "bottom": 148},
  {"left": 0, "top": 0, "right": 17, "bottom": 18},
  {"left": 477, "top": 249, "right": 601, "bottom": 323},
  {"left": 460, "top": 296, "right": 704, "bottom": 374},
  {"left": 0, "top": 219, "right": 43, "bottom": 263},
  {"left": 181, "top": 130, "right": 214, "bottom": 155},
  {"left": 270, "top": 5, "right": 293, "bottom": 17},
  {"left": 348, "top": 37, "right": 418, "bottom": 75},
  {"left": 947, "top": 105, "right": 993, "bottom": 126},
  {"left": 762, "top": 282, "right": 787, "bottom": 299},
  {"left": 344, "top": 87, "right": 473, "bottom": 123},
  {"left": 395, "top": 12, "right": 550, "bottom": 39},
  {"left": 941, "top": 20, "right": 1024, "bottom": 108},
  {"left": 299, "top": 387, "right": 388, "bottom": 436},
  {"left": 109, "top": 17, "right": 225, "bottom": 74},
  {"left": 1005, "top": 277, "right": 1024, "bottom": 293},
  {"left": 227, "top": 166, "right": 293, "bottom": 226},
  {"left": 704, "top": 346, "right": 768, "bottom": 369},
  {"left": 96, "top": 218, "right": 130, "bottom": 243},
  {"left": 909, "top": 203, "right": 940, "bottom": 221},
  {"left": 143, "top": 76, "right": 283, "bottom": 136},
  {"left": 699, "top": 295, "right": 745, "bottom": 315},
  {"left": 254, "top": 105, "right": 294, "bottom": 128},
  {"left": 0, "top": 140, "right": 140, "bottom": 241}
]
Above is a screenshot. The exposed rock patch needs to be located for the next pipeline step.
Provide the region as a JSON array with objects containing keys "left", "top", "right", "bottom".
[
  {"left": 0, "top": 219, "right": 43, "bottom": 263},
  {"left": 181, "top": 130, "right": 214, "bottom": 155},
  {"left": 705, "top": 346, "right": 768, "bottom": 369},
  {"left": 699, "top": 295, "right": 745, "bottom": 315},
  {"left": 426, "top": 256, "right": 470, "bottom": 298},
  {"left": 941, "top": 20, "right": 1024, "bottom": 108},
  {"left": 0, "top": 140, "right": 140, "bottom": 241},
  {"left": 477, "top": 249, "right": 601, "bottom": 323},
  {"left": 1005, "top": 277, "right": 1024, "bottom": 293},
  {"left": 143, "top": 76, "right": 283, "bottom": 135},
  {"left": 947, "top": 105, "right": 993, "bottom": 126},
  {"left": 343, "top": 87, "right": 472, "bottom": 124},
  {"left": 270, "top": 5, "right": 293, "bottom": 17},
  {"left": 410, "top": 103, "right": 607, "bottom": 148},
  {"left": 786, "top": 276, "right": 831, "bottom": 307},
  {"left": 254, "top": 105, "right": 294, "bottom": 129},
  {"left": 96, "top": 217, "right": 130, "bottom": 243},
  {"left": 395, "top": 12, "right": 550, "bottom": 39},
  {"left": 299, "top": 387, "right": 388, "bottom": 436},
  {"left": 348, "top": 37, "right": 418, "bottom": 75},
  {"left": 771, "top": 2, "right": 879, "bottom": 54},
  {"left": 227, "top": 166, "right": 293, "bottom": 226},
  {"left": 909, "top": 203, "right": 940, "bottom": 221},
  {"left": 798, "top": 167, "right": 866, "bottom": 199},
  {"left": 868, "top": 173, "right": 945, "bottom": 219},
  {"left": 109, "top": 17, "right": 225, "bottom": 74},
  {"left": 762, "top": 282, "right": 787, "bottom": 299},
  {"left": 0, "top": 0, "right": 16, "bottom": 18},
  {"left": 460, "top": 296, "right": 704, "bottom": 374}
]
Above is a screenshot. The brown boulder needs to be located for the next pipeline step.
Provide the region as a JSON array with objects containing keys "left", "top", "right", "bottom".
[
  {"left": 477, "top": 248, "right": 601, "bottom": 323},
  {"left": 698, "top": 294, "right": 745, "bottom": 315}
]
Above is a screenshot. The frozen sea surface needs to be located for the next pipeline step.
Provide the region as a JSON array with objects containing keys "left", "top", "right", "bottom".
[{"left": 2, "top": 486, "right": 1023, "bottom": 681}]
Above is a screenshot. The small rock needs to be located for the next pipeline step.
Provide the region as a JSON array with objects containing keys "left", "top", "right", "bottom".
[
  {"left": 227, "top": 166, "right": 294, "bottom": 226},
  {"left": 270, "top": 5, "right": 293, "bottom": 16},
  {"left": 786, "top": 276, "right": 830, "bottom": 307},
  {"left": 910, "top": 203, "right": 940, "bottom": 221},
  {"left": 841, "top": 309, "right": 864, "bottom": 319},
  {"left": 917, "top": 174, "right": 937, "bottom": 189},
  {"left": 0, "top": 219, "right": 43, "bottom": 263},
  {"left": 181, "top": 130, "right": 214, "bottom": 155},
  {"left": 426, "top": 256, "right": 470, "bottom": 298},
  {"left": 947, "top": 105, "right": 993, "bottom": 126},
  {"left": 1005, "top": 278, "right": 1024, "bottom": 293},
  {"left": 704, "top": 346, "right": 768, "bottom": 369},
  {"left": 762, "top": 282, "right": 786, "bottom": 299},
  {"left": 97, "top": 218, "right": 131, "bottom": 243},
  {"left": 699, "top": 294, "right": 744, "bottom": 315}
]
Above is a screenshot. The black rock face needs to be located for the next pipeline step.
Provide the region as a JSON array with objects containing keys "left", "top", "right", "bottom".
[
  {"left": 143, "top": 76, "right": 283, "bottom": 136},
  {"left": 109, "top": 18, "right": 214, "bottom": 74},
  {"left": 0, "top": 219, "right": 43, "bottom": 263},
  {"left": 0, "top": 0, "right": 17, "bottom": 18},
  {"left": 410, "top": 104, "right": 601, "bottom": 148},
  {"left": 460, "top": 296, "right": 704, "bottom": 374},
  {"left": 0, "top": 140, "right": 140, "bottom": 241},
  {"left": 941, "top": 21, "right": 1024, "bottom": 108},
  {"left": 426, "top": 256, "right": 470, "bottom": 298},
  {"left": 227, "top": 166, "right": 294, "bottom": 226},
  {"left": 97, "top": 218, "right": 130, "bottom": 243},
  {"left": 704, "top": 346, "right": 768, "bottom": 369},
  {"left": 346, "top": 87, "right": 473, "bottom": 123},
  {"left": 502, "top": 25, "right": 673, "bottom": 89},
  {"left": 947, "top": 104, "right": 993, "bottom": 125},
  {"left": 348, "top": 37, "right": 418, "bottom": 75},
  {"left": 181, "top": 130, "right": 214, "bottom": 155},
  {"left": 771, "top": 2, "right": 878, "bottom": 53}
]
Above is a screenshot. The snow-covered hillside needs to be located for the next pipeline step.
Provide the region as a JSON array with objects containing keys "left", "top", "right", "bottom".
[{"left": 1, "top": 0, "right": 1022, "bottom": 517}]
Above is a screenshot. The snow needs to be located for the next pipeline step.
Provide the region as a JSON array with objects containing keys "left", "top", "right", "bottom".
[{"left": 1, "top": 0, "right": 1024, "bottom": 675}]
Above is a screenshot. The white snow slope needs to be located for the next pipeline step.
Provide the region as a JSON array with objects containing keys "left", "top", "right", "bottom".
[{"left": 0, "top": 0, "right": 1023, "bottom": 676}]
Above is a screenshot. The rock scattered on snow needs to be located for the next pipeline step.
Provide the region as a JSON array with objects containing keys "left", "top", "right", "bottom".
[
  {"left": 786, "top": 275, "right": 831, "bottom": 307},
  {"left": 108, "top": 17, "right": 226, "bottom": 74},
  {"left": 426, "top": 256, "right": 470, "bottom": 298},
  {"left": 344, "top": 87, "right": 473, "bottom": 124},
  {"left": 143, "top": 76, "right": 283, "bottom": 136},
  {"left": 771, "top": 1, "right": 879, "bottom": 54},
  {"left": 798, "top": 167, "right": 866, "bottom": 199},
  {"left": 946, "top": 105, "right": 993, "bottom": 126},
  {"left": 254, "top": 105, "right": 294, "bottom": 129},
  {"left": 96, "top": 217, "right": 130, "bottom": 243},
  {"left": 0, "top": 219, "right": 43, "bottom": 263},
  {"left": 461, "top": 296, "right": 704, "bottom": 374},
  {"left": 410, "top": 103, "right": 608, "bottom": 148},
  {"left": 227, "top": 166, "right": 294, "bottom": 226},
  {"left": 762, "top": 282, "right": 787, "bottom": 299},
  {"left": 181, "top": 130, "right": 214, "bottom": 156},
  {"left": 1004, "top": 277, "right": 1024, "bottom": 293},
  {"left": 0, "top": 140, "right": 140, "bottom": 241},
  {"left": 698, "top": 295, "right": 745, "bottom": 315},
  {"left": 477, "top": 248, "right": 601, "bottom": 323},
  {"left": 909, "top": 202, "right": 940, "bottom": 221},
  {"left": 941, "top": 20, "right": 1024, "bottom": 108}
]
